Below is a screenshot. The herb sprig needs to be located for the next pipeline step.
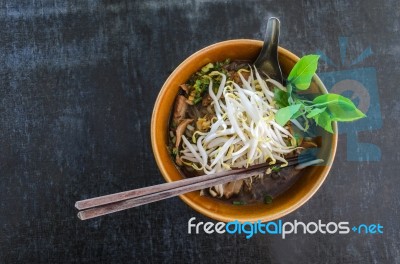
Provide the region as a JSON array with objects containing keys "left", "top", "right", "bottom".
[{"left": 274, "top": 55, "right": 366, "bottom": 133}]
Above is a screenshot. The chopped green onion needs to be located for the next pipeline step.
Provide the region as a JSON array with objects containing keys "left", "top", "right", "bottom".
[
  {"left": 232, "top": 201, "right": 246, "bottom": 205},
  {"left": 264, "top": 195, "right": 273, "bottom": 204},
  {"left": 201, "top": 63, "right": 214, "bottom": 73},
  {"left": 271, "top": 166, "right": 281, "bottom": 172},
  {"left": 172, "top": 147, "right": 178, "bottom": 155},
  {"left": 193, "top": 97, "right": 202, "bottom": 104}
]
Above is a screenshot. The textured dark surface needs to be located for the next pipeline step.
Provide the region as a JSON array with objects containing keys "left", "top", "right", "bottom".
[{"left": 0, "top": 0, "right": 399, "bottom": 263}]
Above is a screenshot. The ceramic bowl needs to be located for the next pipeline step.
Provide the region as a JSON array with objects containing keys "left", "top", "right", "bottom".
[{"left": 151, "top": 39, "right": 337, "bottom": 222}]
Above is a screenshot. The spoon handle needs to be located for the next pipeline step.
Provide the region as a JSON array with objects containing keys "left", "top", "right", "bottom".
[
  {"left": 256, "top": 17, "right": 280, "bottom": 62},
  {"left": 254, "top": 17, "right": 283, "bottom": 83}
]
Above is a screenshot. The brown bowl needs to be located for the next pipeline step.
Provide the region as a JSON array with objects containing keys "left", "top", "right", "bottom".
[{"left": 151, "top": 39, "right": 337, "bottom": 222}]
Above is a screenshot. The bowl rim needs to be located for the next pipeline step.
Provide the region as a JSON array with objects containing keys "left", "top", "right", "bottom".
[{"left": 151, "top": 39, "right": 338, "bottom": 222}]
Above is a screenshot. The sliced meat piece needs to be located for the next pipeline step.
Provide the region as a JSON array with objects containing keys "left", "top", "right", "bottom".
[
  {"left": 232, "top": 71, "right": 251, "bottom": 86},
  {"left": 175, "top": 154, "right": 183, "bottom": 166},
  {"left": 179, "top": 84, "right": 190, "bottom": 94},
  {"left": 173, "top": 95, "right": 188, "bottom": 126},
  {"left": 232, "top": 72, "right": 241, "bottom": 84},
  {"left": 223, "top": 180, "right": 244, "bottom": 199},
  {"left": 240, "top": 71, "right": 251, "bottom": 82},
  {"left": 175, "top": 119, "right": 193, "bottom": 148},
  {"left": 223, "top": 182, "right": 234, "bottom": 199},
  {"left": 233, "top": 179, "right": 244, "bottom": 195},
  {"left": 300, "top": 140, "right": 318, "bottom": 149},
  {"left": 202, "top": 94, "right": 213, "bottom": 106}
]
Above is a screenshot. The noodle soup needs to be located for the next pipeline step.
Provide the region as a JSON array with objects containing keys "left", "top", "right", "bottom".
[
  {"left": 151, "top": 39, "right": 338, "bottom": 222},
  {"left": 168, "top": 59, "right": 319, "bottom": 205}
]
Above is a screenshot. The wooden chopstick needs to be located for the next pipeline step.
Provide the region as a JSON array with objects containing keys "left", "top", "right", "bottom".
[
  {"left": 76, "top": 154, "right": 315, "bottom": 220},
  {"left": 76, "top": 154, "right": 308, "bottom": 210}
]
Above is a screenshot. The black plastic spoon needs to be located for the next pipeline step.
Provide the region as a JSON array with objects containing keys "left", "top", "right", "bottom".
[{"left": 254, "top": 17, "right": 283, "bottom": 84}]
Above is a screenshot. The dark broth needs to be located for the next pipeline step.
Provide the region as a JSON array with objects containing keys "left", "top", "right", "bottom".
[{"left": 177, "top": 164, "right": 302, "bottom": 205}]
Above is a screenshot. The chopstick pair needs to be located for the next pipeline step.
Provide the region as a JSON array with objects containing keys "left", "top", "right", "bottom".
[{"left": 75, "top": 154, "right": 318, "bottom": 220}]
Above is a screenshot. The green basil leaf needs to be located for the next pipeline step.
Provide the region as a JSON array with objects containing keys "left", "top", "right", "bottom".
[
  {"left": 275, "top": 104, "right": 302, "bottom": 126},
  {"left": 291, "top": 108, "right": 304, "bottom": 119},
  {"left": 312, "top": 94, "right": 366, "bottom": 121},
  {"left": 273, "top": 88, "right": 289, "bottom": 108},
  {"left": 288, "top": 55, "right": 320, "bottom": 90},
  {"left": 291, "top": 95, "right": 305, "bottom": 119},
  {"left": 306, "top": 107, "right": 326, "bottom": 118},
  {"left": 314, "top": 111, "right": 334, "bottom": 133}
]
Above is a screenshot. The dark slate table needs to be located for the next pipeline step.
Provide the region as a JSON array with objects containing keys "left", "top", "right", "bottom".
[{"left": 1, "top": 1, "right": 399, "bottom": 263}]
